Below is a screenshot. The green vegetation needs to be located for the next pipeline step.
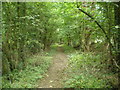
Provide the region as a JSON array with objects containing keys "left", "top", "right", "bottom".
[
  {"left": 1, "top": 2, "right": 120, "bottom": 88},
  {"left": 64, "top": 52, "right": 118, "bottom": 88},
  {"left": 2, "top": 52, "right": 52, "bottom": 88}
]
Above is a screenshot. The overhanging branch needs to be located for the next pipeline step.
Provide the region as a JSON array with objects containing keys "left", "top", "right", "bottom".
[
  {"left": 77, "top": 7, "right": 108, "bottom": 39},
  {"left": 76, "top": 4, "right": 120, "bottom": 69},
  {"left": 76, "top": 5, "right": 114, "bottom": 48}
]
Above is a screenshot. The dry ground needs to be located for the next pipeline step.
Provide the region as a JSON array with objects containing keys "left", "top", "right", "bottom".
[{"left": 38, "top": 47, "right": 68, "bottom": 88}]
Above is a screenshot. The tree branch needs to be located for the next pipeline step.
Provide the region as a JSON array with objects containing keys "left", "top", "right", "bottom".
[
  {"left": 77, "top": 5, "right": 114, "bottom": 49},
  {"left": 77, "top": 4, "right": 120, "bottom": 69}
]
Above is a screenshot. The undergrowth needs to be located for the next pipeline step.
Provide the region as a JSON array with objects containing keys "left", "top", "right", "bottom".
[
  {"left": 2, "top": 53, "right": 53, "bottom": 88},
  {"left": 51, "top": 44, "right": 75, "bottom": 53},
  {"left": 64, "top": 52, "right": 118, "bottom": 88}
]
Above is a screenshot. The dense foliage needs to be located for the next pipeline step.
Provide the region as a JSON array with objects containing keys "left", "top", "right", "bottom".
[
  {"left": 1, "top": 2, "right": 120, "bottom": 88},
  {"left": 64, "top": 52, "right": 118, "bottom": 88},
  {"left": 2, "top": 52, "right": 52, "bottom": 88}
]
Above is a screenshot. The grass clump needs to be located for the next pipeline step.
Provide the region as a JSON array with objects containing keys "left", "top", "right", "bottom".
[
  {"left": 64, "top": 52, "right": 118, "bottom": 88},
  {"left": 2, "top": 53, "right": 52, "bottom": 88}
]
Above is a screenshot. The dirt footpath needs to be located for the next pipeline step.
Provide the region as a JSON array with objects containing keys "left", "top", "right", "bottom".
[{"left": 38, "top": 47, "right": 68, "bottom": 88}]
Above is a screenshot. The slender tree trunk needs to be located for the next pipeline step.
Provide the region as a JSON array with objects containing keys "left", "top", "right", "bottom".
[
  {"left": 17, "top": 2, "right": 26, "bottom": 68},
  {"left": 114, "top": 2, "right": 120, "bottom": 64},
  {"left": 114, "top": 2, "right": 120, "bottom": 88},
  {"left": 114, "top": 2, "right": 120, "bottom": 66}
]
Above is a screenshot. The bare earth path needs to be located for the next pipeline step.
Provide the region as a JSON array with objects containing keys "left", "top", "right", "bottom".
[{"left": 38, "top": 47, "right": 68, "bottom": 88}]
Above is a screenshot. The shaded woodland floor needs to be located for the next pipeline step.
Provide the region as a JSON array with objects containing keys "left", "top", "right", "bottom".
[
  {"left": 37, "top": 46, "right": 118, "bottom": 88},
  {"left": 38, "top": 47, "right": 68, "bottom": 88},
  {"left": 2, "top": 46, "right": 118, "bottom": 88}
]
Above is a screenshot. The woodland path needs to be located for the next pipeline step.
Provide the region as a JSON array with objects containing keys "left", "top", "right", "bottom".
[{"left": 38, "top": 47, "right": 68, "bottom": 88}]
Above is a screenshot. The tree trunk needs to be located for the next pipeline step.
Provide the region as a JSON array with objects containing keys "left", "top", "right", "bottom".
[{"left": 114, "top": 2, "right": 120, "bottom": 88}]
